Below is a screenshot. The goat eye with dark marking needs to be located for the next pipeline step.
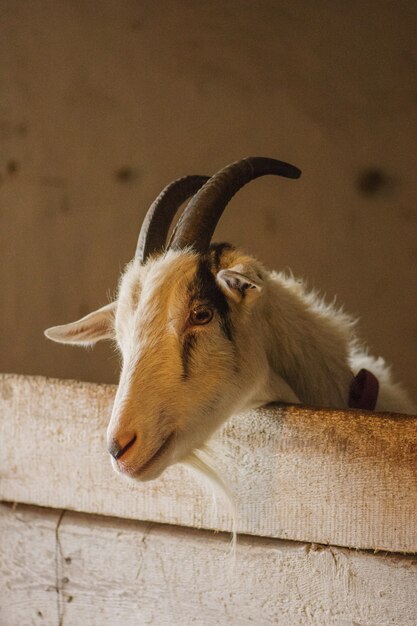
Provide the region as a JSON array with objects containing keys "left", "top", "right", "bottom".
[{"left": 189, "top": 306, "right": 214, "bottom": 326}]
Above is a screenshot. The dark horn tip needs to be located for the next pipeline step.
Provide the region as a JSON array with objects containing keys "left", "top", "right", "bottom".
[
  {"left": 244, "top": 156, "right": 302, "bottom": 180},
  {"left": 287, "top": 165, "right": 302, "bottom": 179}
]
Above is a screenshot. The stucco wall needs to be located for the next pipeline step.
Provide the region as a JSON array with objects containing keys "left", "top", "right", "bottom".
[{"left": 1, "top": 0, "right": 416, "bottom": 402}]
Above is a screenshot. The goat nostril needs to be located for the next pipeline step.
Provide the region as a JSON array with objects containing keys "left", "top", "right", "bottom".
[{"left": 109, "top": 434, "right": 137, "bottom": 461}]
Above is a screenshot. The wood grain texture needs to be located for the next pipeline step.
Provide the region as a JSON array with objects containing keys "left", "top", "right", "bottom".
[
  {"left": 1, "top": 503, "right": 417, "bottom": 626},
  {"left": 1, "top": 374, "right": 416, "bottom": 552},
  {"left": 0, "top": 504, "right": 62, "bottom": 625}
]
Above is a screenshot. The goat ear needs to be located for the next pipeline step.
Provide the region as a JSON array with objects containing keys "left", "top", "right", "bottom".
[
  {"left": 216, "top": 265, "right": 263, "bottom": 303},
  {"left": 44, "top": 302, "right": 116, "bottom": 346}
]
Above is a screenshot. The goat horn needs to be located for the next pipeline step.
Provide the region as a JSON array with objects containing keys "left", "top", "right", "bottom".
[
  {"left": 168, "top": 157, "right": 301, "bottom": 253},
  {"left": 136, "top": 175, "right": 210, "bottom": 263}
]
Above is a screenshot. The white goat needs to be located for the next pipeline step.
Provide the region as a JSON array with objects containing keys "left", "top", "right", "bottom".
[{"left": 45, "top": 157, "right": 416, "bottom": 484}]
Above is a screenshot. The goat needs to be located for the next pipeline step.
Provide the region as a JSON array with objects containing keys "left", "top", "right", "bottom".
[{"left": 45, "top": 157, "right": 416, "bottom": 485}]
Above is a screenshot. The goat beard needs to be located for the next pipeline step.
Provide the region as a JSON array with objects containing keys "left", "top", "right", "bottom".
[{"left": 182, "top": 445, "right": 237, "bottom": 553}]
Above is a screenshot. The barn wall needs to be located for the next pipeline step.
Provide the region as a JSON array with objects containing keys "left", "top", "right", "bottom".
[{"left": 0, "top": 0, "right": 416, "bottom": 399}]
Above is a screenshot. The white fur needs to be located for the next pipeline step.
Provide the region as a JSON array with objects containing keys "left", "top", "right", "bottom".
[{"left": 45, "top": 246, "right": 416, "bottom": 486}]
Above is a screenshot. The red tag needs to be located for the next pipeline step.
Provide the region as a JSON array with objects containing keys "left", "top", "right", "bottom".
[{"left": 348, "top": 369, "right": 379, "bottom": 411}]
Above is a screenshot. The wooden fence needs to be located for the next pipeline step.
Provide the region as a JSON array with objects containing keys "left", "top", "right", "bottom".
[{"left": 1, "top": 373, "right": 416, "bottom": 625}]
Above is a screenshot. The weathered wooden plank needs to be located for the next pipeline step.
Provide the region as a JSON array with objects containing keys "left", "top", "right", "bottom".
[
  {"left": 1, "top": 502, "right": 417, "bottom": 626},
  {"left": 0, "top": 504, "right": 61, "bottom": 625},
  {"left": 1, "top": 373, "right": 416, "bottom": 552}
]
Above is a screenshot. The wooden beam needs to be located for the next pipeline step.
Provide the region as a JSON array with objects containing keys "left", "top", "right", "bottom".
[
  {"left": 1, "top": 374, "right": 416, "bottom": 552},
  {"left": 1, "top": 502, "right": 417, "bottom": 626}
]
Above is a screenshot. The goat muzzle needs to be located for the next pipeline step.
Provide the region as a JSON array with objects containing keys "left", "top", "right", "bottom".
[{"left": 108, "top": 432, "right": 137, "bottom": 461}]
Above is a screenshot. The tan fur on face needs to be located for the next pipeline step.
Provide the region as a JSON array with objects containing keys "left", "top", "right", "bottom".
[{"left": 110, "top": 249, "right": 238, "bottom": 480}]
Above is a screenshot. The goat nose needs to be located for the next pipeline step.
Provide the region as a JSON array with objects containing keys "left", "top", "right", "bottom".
[{"left": 108, "top": 432, "right": 137, "bottom": 460}]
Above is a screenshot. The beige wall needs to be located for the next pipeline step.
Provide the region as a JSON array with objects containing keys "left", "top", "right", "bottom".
[{"left": 0, "top": 0, "right": 416, "bottom": 403}]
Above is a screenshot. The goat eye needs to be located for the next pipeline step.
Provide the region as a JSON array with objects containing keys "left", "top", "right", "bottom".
[{"left": 189, "top": 306, "right": 214, "bottom": 326}]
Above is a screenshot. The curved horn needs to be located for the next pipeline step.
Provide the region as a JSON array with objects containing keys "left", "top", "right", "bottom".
[
  {"left": 168, "top": 157, "right": 301, "bottom": 253},
  {"left": 136, "top": 175, "right": 210, "bottom": 263}
]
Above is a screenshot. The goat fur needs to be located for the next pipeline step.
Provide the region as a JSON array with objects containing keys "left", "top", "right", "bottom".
[{"left": 45, "top": 243, "right": 416, "bottom": 486}]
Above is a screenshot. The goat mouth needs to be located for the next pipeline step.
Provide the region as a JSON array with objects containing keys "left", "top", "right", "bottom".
[{"left": 119, "top": 432, "right": 175, "bottom": 479}]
